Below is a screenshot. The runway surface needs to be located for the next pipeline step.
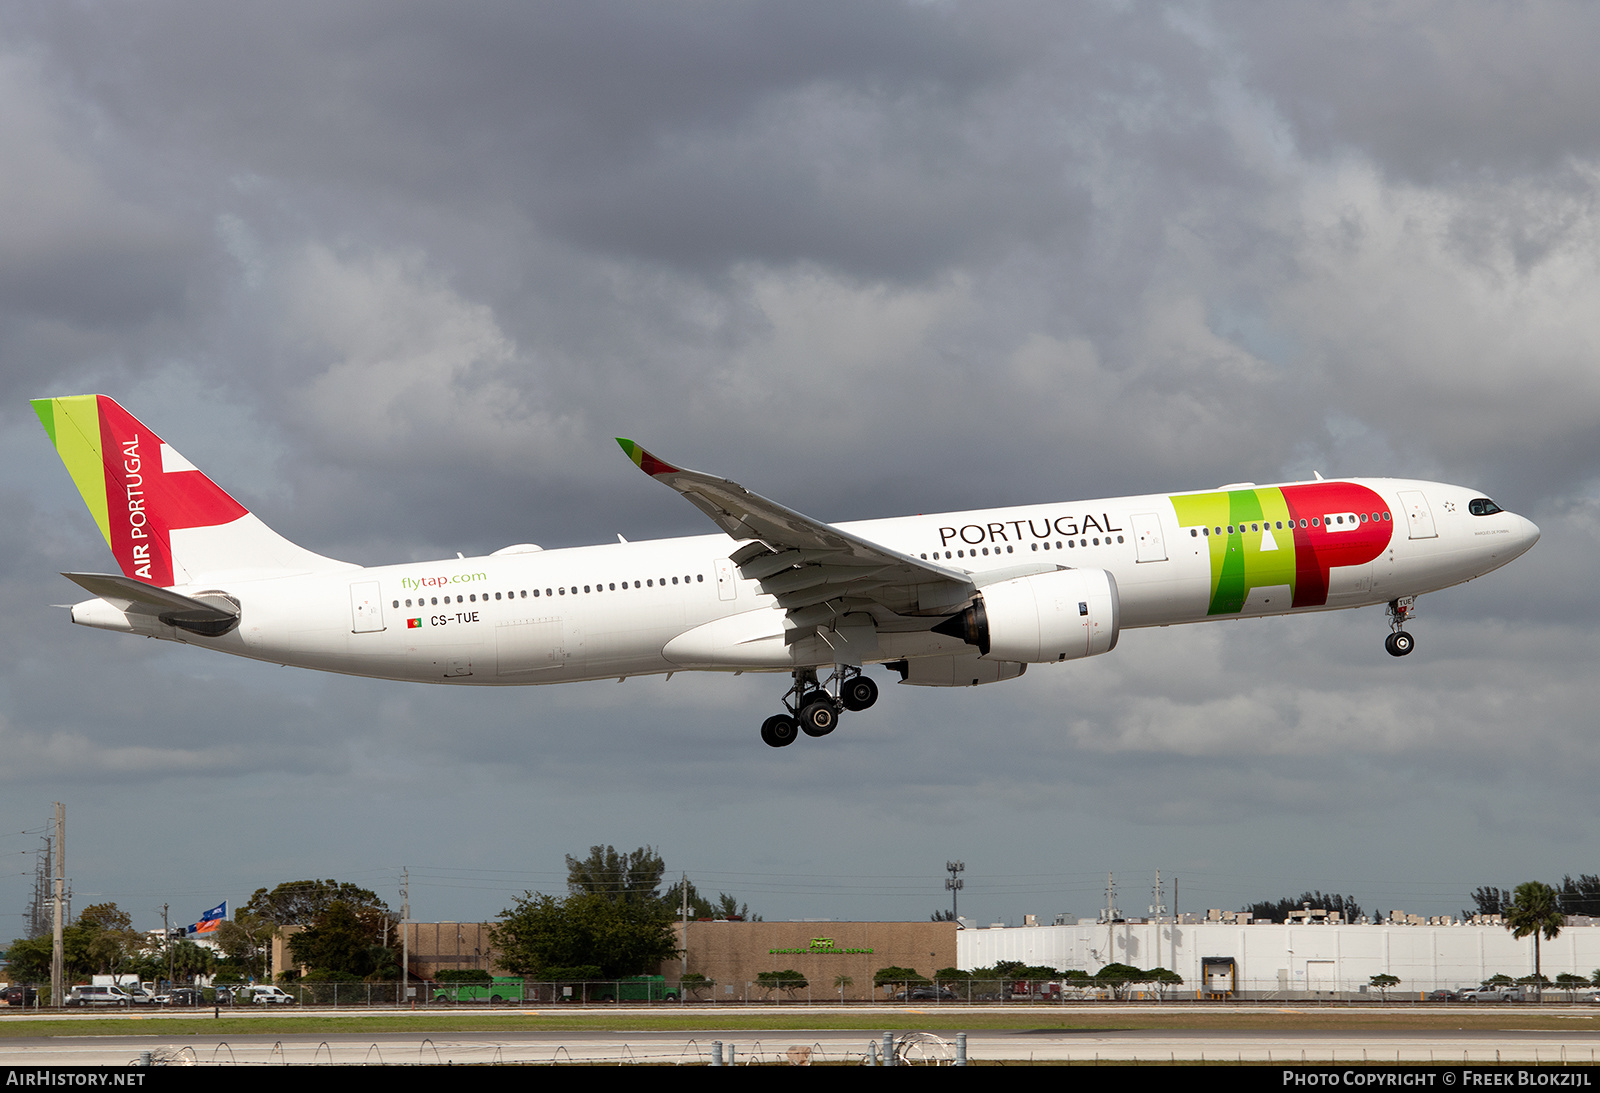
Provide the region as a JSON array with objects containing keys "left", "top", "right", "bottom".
[{"left": 4, "top": 1006, "right": 1600, "bottom": 1064}]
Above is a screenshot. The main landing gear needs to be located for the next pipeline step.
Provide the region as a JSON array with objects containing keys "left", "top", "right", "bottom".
[
  {"left": 759, "top": 666, "right": 880, "bottom": 748},
  {"left": 1385, "top": 597, "right": 1416, "bottom": 657}
]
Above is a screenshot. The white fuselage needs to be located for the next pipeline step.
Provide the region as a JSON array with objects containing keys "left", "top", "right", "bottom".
[{"left": 71, "top": 476, "right": 1539, "bottom": 685}]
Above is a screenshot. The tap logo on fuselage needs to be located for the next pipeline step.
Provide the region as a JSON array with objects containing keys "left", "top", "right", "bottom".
[{"left": 1170, "top": 482, "right": 1394, "bottom": 614}]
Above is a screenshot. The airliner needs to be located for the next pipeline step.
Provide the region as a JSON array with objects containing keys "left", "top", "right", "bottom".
[{"left": 35, "top": 395, "right": 1540, "bottom": 747}]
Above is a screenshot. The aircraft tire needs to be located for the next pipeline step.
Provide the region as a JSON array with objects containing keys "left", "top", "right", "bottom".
[
  {"left": 840, "top": 676, "right": 879, "bottom": 712},
  {"left": 761, "top": 715, "right": 799, "bottom": 747},
  {"left": 799, "top": 701, "right": 838, "bottom": 737},
  {"left": 1385, "top": 632, "right": 1414, "bottom": 657}
]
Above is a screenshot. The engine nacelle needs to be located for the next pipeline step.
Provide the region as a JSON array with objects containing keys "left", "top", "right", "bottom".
[
  {"left": 890, "top": 655, "right": 1027, "bottom": 687},
  {"left": 933, "top": 569, "right": 1120, "bottom": 663}
]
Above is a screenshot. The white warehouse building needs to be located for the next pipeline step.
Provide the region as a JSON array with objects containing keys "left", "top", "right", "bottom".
[{"left": 957, "top": 920, "right": 1600, "bottom": 996}]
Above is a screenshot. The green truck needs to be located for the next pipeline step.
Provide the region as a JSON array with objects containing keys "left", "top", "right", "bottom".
[
  {"left": 590, "top": 976, "right": 676, "bottom": 1002},
  {"left": 433, "top": 976, "right": 524, "bottom": 1003}
]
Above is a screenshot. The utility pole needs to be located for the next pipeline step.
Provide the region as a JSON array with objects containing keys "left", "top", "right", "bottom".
[
  {"left": 680, "top": 872, "right": 689, "bottom": 984},
  {"left": 1104, "top": 872, "right": 1118, "bottom": 966},
  {"left": 51, "top": 803, "right": 64, "bottom": 1010},
  {"left": 1149, "top": 870, "right": 1169, "bottom": 983},
  {"left": 1172, "top": 876, "right": 1178, "bottom": 973},
  {"left": 400, "top": 868, "right": 410, "bottom": 1006},
  {"left": 163, "top": 904, "right": 172, "bottom": 986},
  {"left": 944, "top": 861, "right": 964, "bottom": 920}
]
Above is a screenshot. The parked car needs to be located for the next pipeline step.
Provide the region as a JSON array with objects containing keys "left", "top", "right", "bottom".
[
  {"left": 1460, "top": 985, "right": 1524, "bottom": 1002},
  {"left": 895, "top": 986, "right": 958, "bottom": 1001},
  {"left": 122, "top": 984, "right": 158, "bottom": 1006},
  {"left": 156, "top": 988, "right": 202, "bottom": 1006},
  {"left": 1426, "top": 989, "right": 1458, "bottom": 1002},
  {"left": 1, "top": 985, "right": 38, "bottom": 1007},
  {"left": 249, "top": 985, "right": 295, "bottom": 1005}
]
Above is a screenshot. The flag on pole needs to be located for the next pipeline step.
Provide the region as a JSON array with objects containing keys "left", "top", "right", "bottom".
[{"left": 187, "top": 901, "right": 227, "bottom": 935}]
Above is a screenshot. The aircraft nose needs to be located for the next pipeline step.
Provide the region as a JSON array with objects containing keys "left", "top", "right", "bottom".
[{"left": 1513, "top": 514, "right": 1541, "bottom": 555}]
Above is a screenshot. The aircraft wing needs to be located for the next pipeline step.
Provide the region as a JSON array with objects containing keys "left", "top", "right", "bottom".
[{"left": 617, "top": 440, "right": 977, "bottom": 629}]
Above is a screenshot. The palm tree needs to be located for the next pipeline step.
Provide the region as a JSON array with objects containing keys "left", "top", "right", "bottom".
[{"left": 1505, "top": 881, "right": 1564, "bottom": 995}]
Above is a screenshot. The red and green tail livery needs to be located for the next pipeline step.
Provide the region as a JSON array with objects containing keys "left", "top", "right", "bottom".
[{"left": 33, "top": 395, "right": 249, "bottom": 587}]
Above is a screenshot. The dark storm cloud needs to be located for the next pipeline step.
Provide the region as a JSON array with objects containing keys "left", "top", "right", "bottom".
[
  {"left": 19, "top": 1, "right": 1027, "bottom": 279},
  {"left": 1222, "top": 1, "right": 1600, "bottom": 180}
]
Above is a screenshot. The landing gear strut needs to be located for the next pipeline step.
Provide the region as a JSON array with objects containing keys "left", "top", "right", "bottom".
[
  {"left": 758, "top": 666, "right": 878, "bottom": 747},
  {"left": 1385, "top": 597, "right": 1416, "bottom": 657}
]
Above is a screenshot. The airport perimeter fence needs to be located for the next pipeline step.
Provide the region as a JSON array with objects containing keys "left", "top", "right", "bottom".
[{"left": 11, "top": 977, "right": 1595, "bottom": 1009}]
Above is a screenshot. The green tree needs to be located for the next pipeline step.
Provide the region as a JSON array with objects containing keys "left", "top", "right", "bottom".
[
  {"left": 660, "top": 877, "right": 761, "bottom": 921},
  {"left": 244, "top": 879, "right": 390, "bottom": 931},
  {"left": 214, "top": 909, "right": 273, "bottom": 980},
  {"left": 1468, "top": 886, "right": 1507, "bottom": 918},
  {"left": 1370, "top": 973, "right": 1400, "bottom": 1000},
  {"left": 68, "top": 903, "right": 143, "bottom": 978},
  {"left": 873, "top": 966, "right": 928, "bottom": 995},
  {"left": 710, "top": 892, "right": 758, "bottom": 921},
  {"left": 1093, "top": 962, "right": 1147, "bottom": 999},
  {"left": 492, "top": 891, "right": 678, "bottom": 979},
  {"left": 2, "top": 935, "right": 50, "bottom": 982},
  {"left": 169, "top": 940, "right": 217, "bottom": 983},
  {"left": 566, "top": 846, "right": 665, "bottom": 907},
  {"left": 1245, "top": 891, "right": 1363, "bottom": 924},
  {"left": 1505, "top": 881, "right": 1564, "bottom": 993},
  {"left": 756, "top": 969, "right": 808, "bottom": 998},
  {"left": 289, "top": 901, "right": 396, "bottom": 980},
  {"left": 2, "top": 903, "right": 147, "bottom": 983},
  {"left": 1556, "top": 973, "right": 1590, "bottom": 998}
]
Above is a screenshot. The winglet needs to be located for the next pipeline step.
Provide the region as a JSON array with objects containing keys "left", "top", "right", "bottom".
[{"left": 616, "top": 438, "right": 681, "bottom": 479}]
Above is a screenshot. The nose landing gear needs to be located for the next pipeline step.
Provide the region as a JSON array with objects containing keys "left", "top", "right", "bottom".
[
  {"left": 1385, "top": 597, "right": 1416, "bottom": 657},
  {"left": 760, "top": 666, "right": 878, "bottom": 747}
]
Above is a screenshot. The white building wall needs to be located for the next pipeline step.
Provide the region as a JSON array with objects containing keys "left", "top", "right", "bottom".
[{"left": 957, "top": 922, "right": 1600, "bottom": 995}]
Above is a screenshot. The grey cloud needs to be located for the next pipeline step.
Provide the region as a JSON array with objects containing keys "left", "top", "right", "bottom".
[{"left": 1223, "top": 2, "right": 1600, "bottom": 181}]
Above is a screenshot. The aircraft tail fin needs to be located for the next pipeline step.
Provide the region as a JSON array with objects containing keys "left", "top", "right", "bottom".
[{"left": 33, "top": 395, "right": 354, "bottom": 586}]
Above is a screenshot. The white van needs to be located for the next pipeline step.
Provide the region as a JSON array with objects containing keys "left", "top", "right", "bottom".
[
  {"left": 248, "top": 985, "right": 295, "bottom": 1005},
  {"left": 65, "top": 984, "right": 132, "bottom": 1007}
]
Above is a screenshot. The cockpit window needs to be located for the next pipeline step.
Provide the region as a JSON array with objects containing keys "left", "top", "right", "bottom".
[{"left": 1468, "top": 498, "right": 1502, "bottom": 516}]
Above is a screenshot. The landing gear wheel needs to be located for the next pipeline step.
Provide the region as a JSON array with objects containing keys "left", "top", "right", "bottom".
[
  {"left": 800, "top": 690, "right": 831, "bottom": 710},
  {"left": 840, "top": 675, "right": 879, "bottom": 712},
  {"left": 760, "top": 715, "right": 798, "bottom": 747},
  {"left": 1385, "top": 631, "right": 1414, "bottom": 657},
  {"left": 798, "top": 700, "right": 839, "bottom": 737}
]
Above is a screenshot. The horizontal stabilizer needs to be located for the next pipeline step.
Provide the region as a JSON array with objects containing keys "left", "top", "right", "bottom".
[{"left": 62, "top": 572, "right": 240, "bottom": 636}]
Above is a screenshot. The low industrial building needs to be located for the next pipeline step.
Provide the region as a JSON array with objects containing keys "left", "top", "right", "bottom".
[
  {"left": 676, "top": 920, "right": 957, "bottom": 1002},
  {"left": 958, "top": 917, "right": 1600, "bottom": 997}
]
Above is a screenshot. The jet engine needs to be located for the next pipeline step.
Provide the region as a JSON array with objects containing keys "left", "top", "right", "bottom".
[{"left": 932, "top": 569, "right": 1120, "bottom": 663}]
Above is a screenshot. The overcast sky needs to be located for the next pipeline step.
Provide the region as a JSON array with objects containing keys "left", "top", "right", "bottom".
[{"left": 1, "top": 1, "right": 1595, "bottom": 940}]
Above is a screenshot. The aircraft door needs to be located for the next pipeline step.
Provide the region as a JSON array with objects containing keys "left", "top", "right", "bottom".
[
  {"left": 714, "top": 558, "right": 737, "bottom": 601},
  {"left": 350, "top": 581, "right": 385, "bottom": 633},
  {"left": 1131, "top": 512, "right": 1167, "bottom": 562},
  {"left": 1398, "top": 490, "right": 1438, "bottom": 539}
]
